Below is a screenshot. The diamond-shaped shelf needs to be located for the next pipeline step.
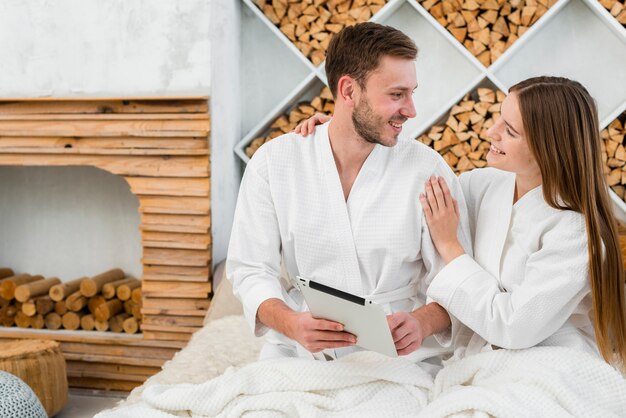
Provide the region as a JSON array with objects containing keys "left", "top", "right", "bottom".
[
  {"left": 239, "top": 82, "right": 334, "bottom": 160},
  {"left": 382, "top": 0, "right": 485, "bottom": 138},
  {"left": 235, "top": 74, "right": 329, "bottom": 162},
  {"left": 599, "top": 0, "right": 626, "bottom": 26},
  {"left": 416, "top": 0, "right": 558, "bottom": 67},
  {"left": 416, "top": 79, "right": 504, "bottom": 174},
  {"left": 603, "top": 112, "right": 626, "bottom": 204},
  {"left": 490, "top": 0, "right": 626, "bottom": 126},
  {"left": 241, "top": 5, "right": 314, "bottom": 135},
  {"left": 250, "top": 0, "right": 389, "bottom": 66}
]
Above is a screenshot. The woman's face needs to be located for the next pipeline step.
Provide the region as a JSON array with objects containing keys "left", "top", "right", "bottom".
[{"left": 486, "top": 92, "right": 540, "bottom": 178}]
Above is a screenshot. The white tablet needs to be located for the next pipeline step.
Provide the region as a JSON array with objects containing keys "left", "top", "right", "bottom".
[{"left": 293, "top": 276, "right": 397, "bottom": 358}]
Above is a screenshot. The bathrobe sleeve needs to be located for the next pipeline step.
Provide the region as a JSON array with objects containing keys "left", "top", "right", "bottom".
[
  {"left": 424, "top": 160, "right": 473, "bottom": 347},
  {"left": 226, "top": 147, "right": 284, "bottom": 337},
  {"left": 427, "top": 210, "right": 590, "bottom": 349}
]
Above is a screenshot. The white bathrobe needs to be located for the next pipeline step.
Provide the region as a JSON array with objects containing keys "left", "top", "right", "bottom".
[
  {"left": 227, "top": 122, "right": 471, "bottom": 363},
  {"left": 427, "top": 167, "right": 598, "bottom": 358}
]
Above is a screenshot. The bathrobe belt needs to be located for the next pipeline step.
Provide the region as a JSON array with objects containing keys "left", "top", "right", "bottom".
[
  {"left": 288, "top": 279, "right": 419, "bottom": 308},
  {"left": 366, "top": 281, "right": 420, "bottom": 306}
]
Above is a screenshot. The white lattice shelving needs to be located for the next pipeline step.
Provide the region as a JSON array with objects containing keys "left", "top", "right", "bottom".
[{"left": 236, "top": 0, "right": 626, "bottom": 217}]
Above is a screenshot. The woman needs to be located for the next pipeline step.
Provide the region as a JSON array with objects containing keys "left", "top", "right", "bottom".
[{"left": 294, "top": 76, "right": 626, "bottom": 369}]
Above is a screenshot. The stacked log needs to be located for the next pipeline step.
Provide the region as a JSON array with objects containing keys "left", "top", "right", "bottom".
[
  {"left": 0, "top": 268, "right": 14, "bottom": 279},
  {"left": 246, "top": 86, "right": 335, "bottom": 158},
  {"left": 417, "top": 87, "right": 504, "bottom": 174},
  {"left": 599, "top": 0, "right": 626, "bottom": 26},
  {"left": 601, "top": 113, "right": 626, "bottom": 201},
  {"left": 0, "top": 268, "right": 143, "bottom": 333},
  {"left": 0, "top": 274, "right": 44, "bottom": 300},
  {"left": 254, "top": 0, "right": 387, "bottom": 66},
  {"left": 418, "top": 0, "right": 556, "bottom": 66},
  {"left": 14, "top": 277, "right": 61, "bottom": 303}
]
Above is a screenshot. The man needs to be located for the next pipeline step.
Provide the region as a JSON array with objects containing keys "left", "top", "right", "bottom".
[{"left": 227, "top": 22, "right": 471, "bottom": 369}]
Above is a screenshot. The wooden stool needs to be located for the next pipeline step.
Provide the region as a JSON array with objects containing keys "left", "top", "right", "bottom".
[{"left": 0, "top": 339, "right": 68, "bottom": 417}]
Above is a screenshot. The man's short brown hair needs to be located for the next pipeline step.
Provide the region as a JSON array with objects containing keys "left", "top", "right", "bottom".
[{"left": 325, "top": 22, "right": 418, "bottom": 98}]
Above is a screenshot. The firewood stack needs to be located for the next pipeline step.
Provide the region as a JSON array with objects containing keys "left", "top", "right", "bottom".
[
  {"left": 418, "top": 0, "right": 556, "bottom": 66},
  {"left": 601, "top": 113, "right": 626, "bottom": 201},
  {"left": 0, "top": 268, "right": 143, "bottom": 334},
  {"left": 254, "top": 0, "right": 387, "bottom": 66},
  {"left": 599, "top": 0, "right": 626, "bottom": 26},
  {"left": 245, "top": 86, "right": 335, "bottom": 158},
  {"left": 417, "top": 87, "right": 504, "bottom": 174}
]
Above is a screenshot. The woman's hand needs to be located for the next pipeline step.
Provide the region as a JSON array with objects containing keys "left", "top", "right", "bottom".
[
  {"left": 419, "top": 176, "right": 465, "bottom": 264},
  {"left": 293, "top": 113, "right": 332, "bottom": 136}
]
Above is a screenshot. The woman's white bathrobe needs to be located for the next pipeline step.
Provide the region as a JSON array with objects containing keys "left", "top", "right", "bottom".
[
  {"left": 427, "top": 167, "right": 598, "bottom": 358},
  {"left": 227, "top": 122, "right": 472, "bottom": 362}
]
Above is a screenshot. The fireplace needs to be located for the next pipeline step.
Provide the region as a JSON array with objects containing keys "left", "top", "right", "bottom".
[{"left": 0, "top": 98, "right": 211, "bottom": 391}]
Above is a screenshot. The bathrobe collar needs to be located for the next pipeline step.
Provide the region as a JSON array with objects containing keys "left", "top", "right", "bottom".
[{"left": 314, "top": 122, "right": 382, "bottom": 295}]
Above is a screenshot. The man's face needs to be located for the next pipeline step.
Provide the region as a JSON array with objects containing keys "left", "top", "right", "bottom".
[{"left": 351, "top": 56, "right": 417, "bottom": 147}]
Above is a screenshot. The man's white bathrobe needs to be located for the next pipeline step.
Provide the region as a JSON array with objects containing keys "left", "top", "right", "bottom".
[
  {"left": 227, "top": 122, "right": 471, "bottom": 363},
  {"left": 428, "top": 167, "right": 598, "bottom": 358}
]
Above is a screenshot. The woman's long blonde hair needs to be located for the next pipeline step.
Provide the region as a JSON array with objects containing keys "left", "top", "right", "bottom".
[{"left": 510, "top": 76, "right": 625, "bottom": 370}]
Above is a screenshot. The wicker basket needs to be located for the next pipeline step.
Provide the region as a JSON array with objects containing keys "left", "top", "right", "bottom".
[{"left": 0, "top": 339, "right": 68, "bottom": 417}]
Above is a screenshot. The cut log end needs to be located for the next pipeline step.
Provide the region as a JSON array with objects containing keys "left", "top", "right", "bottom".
[
  {"left": 62, "top": 312, "right": 82, "bottom": 330},
  {"left": 94, "top": 299, "right": 123, "bottom": 322},
  {"left": 123, "top": 317, "right": 140, "bottom": 334}
]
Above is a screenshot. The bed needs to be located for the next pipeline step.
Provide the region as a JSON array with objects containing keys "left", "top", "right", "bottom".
[{"left": 96, "top": 269, "right": 626, "bottom": 418}]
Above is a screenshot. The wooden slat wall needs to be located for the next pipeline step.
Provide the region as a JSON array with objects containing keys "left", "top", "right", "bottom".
[
  {"left": 0, "top": 328, "right": 185, "bottom": 391},
  {"left": 0, "top": 98, "right": 212, "bottom": 390}
]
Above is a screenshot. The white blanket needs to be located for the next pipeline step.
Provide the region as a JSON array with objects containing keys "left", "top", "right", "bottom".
[
  {"left": 96, "top": 351, "right": 432, "bottom": 417},
  {"left": 96, "top": 347, "right": 626, "bottom": 418},
  {"left": 422, "top": 346, "right": 626, "bottom": 418}
]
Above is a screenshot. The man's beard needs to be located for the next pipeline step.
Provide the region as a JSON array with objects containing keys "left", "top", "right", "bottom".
[{"left": 352, "top": 96, "right": 404, "bottom": 147}]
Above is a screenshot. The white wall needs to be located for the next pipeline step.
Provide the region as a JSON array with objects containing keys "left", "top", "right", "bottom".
[
  {"left": 210, "top": 0, "right": 242, "bottom": 267},
  {"left": 0, "top": 167, "right": 142, "bottom": 280},
  {"left": 0, "top": 0, "right": 211, "bottom": 97}
]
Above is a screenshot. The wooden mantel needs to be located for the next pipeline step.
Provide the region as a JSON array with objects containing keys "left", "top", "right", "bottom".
[{"left": 0, "top": 98, "right": 211, "bottom": 390}]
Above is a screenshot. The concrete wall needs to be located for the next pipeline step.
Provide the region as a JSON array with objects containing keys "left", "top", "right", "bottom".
[{"left": 0, "top": 0, "right": 210, "bottom": 97}]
